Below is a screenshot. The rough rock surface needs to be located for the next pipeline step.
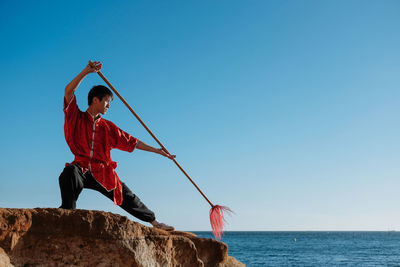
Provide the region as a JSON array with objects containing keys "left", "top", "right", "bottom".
[{"left": 0, "top": 208, "right": 245, "bottom": 267}]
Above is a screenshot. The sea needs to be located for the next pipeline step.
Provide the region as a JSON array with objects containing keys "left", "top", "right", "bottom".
[{"left": 193, "top": 231, "right": 400, "bottom": 266}]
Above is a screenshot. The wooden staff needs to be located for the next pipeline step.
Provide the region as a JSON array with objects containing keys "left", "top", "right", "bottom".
[{"left": 89, "top": 61, "right": 214, "bottom": 207}]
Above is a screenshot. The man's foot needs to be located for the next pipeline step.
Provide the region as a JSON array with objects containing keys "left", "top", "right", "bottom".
[{"left": 151, "top": 221, "right": 174, "bottom": 231}]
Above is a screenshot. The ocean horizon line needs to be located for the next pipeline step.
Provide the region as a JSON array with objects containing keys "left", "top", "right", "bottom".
[{"left": 190, "top": 230, "right": 399, "bottom": 232}]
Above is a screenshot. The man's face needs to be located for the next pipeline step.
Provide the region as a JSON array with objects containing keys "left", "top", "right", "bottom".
[{"left": 94, "top": 95, "right": 112, "bottom": 115}]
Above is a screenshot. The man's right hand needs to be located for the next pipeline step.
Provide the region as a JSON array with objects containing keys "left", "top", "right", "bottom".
[{"left": 85, "top": 61, "right": 102, "bottom": 74}]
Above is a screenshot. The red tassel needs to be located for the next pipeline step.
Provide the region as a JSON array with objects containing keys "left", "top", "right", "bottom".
[{"left": 209, "top": 205, "right": 233, "bottom": 240}]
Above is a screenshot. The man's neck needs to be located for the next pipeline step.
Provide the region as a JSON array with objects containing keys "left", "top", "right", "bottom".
[{"left": 86, "top": 106, "right": 100, "bottom": 118}]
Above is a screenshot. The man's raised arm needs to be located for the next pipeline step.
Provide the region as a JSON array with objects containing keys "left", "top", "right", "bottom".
[{"left": 64, "top": 61, "right": 102, "bottom": 102}]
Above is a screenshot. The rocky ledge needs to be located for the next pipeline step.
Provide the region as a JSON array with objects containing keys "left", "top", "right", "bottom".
[{"left": 0, "top": 208, "right": 244, "bottom": 267}]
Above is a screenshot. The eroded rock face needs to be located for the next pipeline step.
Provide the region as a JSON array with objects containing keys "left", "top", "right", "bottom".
[
  {"left": 0, "top": 247, "right": 12, "bottom": 267},
  {"left": 0, "top": 208, "right": 245, "bottom": 267}
]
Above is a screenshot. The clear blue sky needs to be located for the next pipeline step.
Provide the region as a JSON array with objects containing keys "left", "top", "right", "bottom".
[{"left": 0, "top": 0, "right": 399, "bottom": 231}]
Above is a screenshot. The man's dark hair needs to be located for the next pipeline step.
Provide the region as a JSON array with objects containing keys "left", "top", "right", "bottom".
[{"left": 88, "top": 85, "right": 113, "bottom": 105}]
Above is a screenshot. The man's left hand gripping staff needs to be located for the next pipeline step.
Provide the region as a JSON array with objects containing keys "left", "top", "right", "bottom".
[{"left": 157, "top": 148, "right": 176, "bottom": 160}]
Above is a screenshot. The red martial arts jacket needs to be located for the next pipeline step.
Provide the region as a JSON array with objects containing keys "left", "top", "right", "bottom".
[{"left": 63, "top": 95, "right": 138, "bottom": 205}]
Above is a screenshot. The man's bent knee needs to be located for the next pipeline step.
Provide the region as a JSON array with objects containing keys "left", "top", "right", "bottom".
[{"left": 59, "top": 165, "right": 79, "bottom": 182}]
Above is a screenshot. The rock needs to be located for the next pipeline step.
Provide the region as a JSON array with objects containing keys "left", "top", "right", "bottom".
[
  {"left": 0, "top": 208, "right": 245, "bottom": 267},
  {"left": 0, "top": 247, "right": 13, "bottom": 267}
]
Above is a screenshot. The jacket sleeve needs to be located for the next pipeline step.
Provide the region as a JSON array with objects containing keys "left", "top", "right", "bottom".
[
  {"left": 109, "top": 122, "right": 138, "bottom": 152},
  {"left": 63, "top": 94, "right": 79, "bottom": 121}
]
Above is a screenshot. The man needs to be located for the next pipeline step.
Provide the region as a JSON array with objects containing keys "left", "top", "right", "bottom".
[{"left": 59, "top": 61, "right": 175, "bottom": 231}]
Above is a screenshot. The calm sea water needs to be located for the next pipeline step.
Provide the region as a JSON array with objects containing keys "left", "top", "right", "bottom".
[{"left": 193, "top": 231, "right": 400, "bottom": 266}]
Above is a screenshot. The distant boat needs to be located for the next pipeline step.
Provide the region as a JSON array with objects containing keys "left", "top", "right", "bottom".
[{"left": 293, "top": 237, "right": 296, "bottom": 242}]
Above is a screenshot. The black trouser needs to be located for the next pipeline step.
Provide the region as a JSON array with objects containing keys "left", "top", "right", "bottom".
[{"left": 58, "top": 164, "right": 156, "bottom": 222}]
